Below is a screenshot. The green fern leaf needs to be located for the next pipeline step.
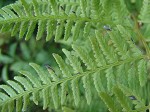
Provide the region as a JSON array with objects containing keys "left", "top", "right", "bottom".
[
  {"left": 0, "top": 0, "right": 97, "bottom": 41},
  {"left": 82, "top": 75, "right": 92, "bottom": 105},
  {"left": 62, "top": 106, "right": 75, "bottom": 112},
  {"left": 108, "top": 30, "right": 129, "bottom": 59},
  {"left": 105, "top": 67, "right": 115, "bottom": 93},
  {"left": 93, "top": 72, "right": 105, "bottom": 92},
  {"left": 62, "top": 49, "right": 83, "bottom": 73},
  {"left": 16, "top": 98, "right": 22, "bottom": 112},
  {"left": 89, "top": 36, "right": 106, "bottom": 67},
  {"left": 73, "top": 20, "right": 83, "bottom": 40},
  {"left": 7, "top": 80, "right": 24, "bottom": 94},
  {"left": 55, "top": 20, "right": 65, "bottom": 41},
  {"left": 36, "top": 20, "right": 47, "bottom": 40},
  {"left": 64, "top": 20, "right": 73, "bottom": 40},
  {"left": 100, "top": 92, "right": 119, "bottom": 112},
  {"left": 50, "top": 0, "right": 59, "bottom": 15},
  {"left": 11, "top": 22, "right": 20, "bottom": 36},
  {"left": 51, "top": 84, "right": 59, "bottom": 109},
  {"left": 116, "top": 64, "right": 128, "bottom": 86},
  {"left": 79, "top": 0, "right": 87, "bottom": 17},
  {"left": 33, "top": 0, "right": 40, "bottom": 16},
  {"left": 14, "top": 76, "right": 33, "bottom": 90},
  {"left": 138, "top": 59, "right": 147, "bottom": 87},
  {"left": 25, "top": 21, "right": 37, "bottom": 40},
  {"left": 32, "top": 91, "right": 39, "bottom": 105},
  {"left": 83, "top": 22, "right": 91, "bottom": 37},
  {"left": 139, "top": 0, "right": 150, "bottom": 23},
  {"left": 113, "top": 86, "right": 132, "bottom": 111},
  {"left": 42, "top": 87, "right": 50, "bottom": 110},
  {"left": 22, "top": 94, "right": 30, "bottom": 111},
  {"left": 95, "top": 31, "right": 118, "bottom": 63},
  {"left": 0, "top": 92, "right": 9, "bottom": 101},
  {"left": 19, "top": 21, "right": 28, "bottom": 39},
  {"left": 0, "top": 15, "right": 148, "bottom": 112},
  {"left": 128, "top": 64, "right": 136, "bottom": 89},
  {"left": 46, "top": 20, "right": 55, "bottom": 41},
  {"left": 29, "top": 63, "right": 51, "bottom": 84},
  {"left": 72, "top": 44, "right": 95, "bottom": 70},
  {"left": 118, "top": 84, "right": 146, "bottom": 111},
  {"left": 46, "top": 65, "right": 59, "bottom": 81},
  {"left": 60, "top": 81, "right": 68, "bottom": 105},
  {"left": 19, "top": 70, "right": 42, "bottom": 87},
  {"left": 91, "top": 0, "right": 102, "bottom": 19},
  {"left": 53, "top": 53, "right": 72, "bottom": 77},
  {"left": 21, "top": 0, "right": 32, "bottom": 16},
  {"left": 0, "top": 85, "right": 17, "bottom": 97},
  {"left": 71, "top": 77, "right": 80, "bottom": 106}
]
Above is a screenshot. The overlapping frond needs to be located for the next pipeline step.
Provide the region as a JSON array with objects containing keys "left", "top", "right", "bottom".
[
  {"left": 100, "top": 85, "right": 149, "bottom": 112},
  {"left": 0, "top": 0, "right": 133, "bottom": 43},
  {"left": 0, "top": 0, "right": 104, "bottom": 42},
  {"left": 0, "top": 25, "right": 148, "bottom": 112},
  {"left": 100, "top": 0, "right": 130, "bottom": 26},
  {"left": 139, "top": 0, "right": 150, "bottom": 23}
]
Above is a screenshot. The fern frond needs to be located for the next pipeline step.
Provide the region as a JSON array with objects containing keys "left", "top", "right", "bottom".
[
  {"left": 0, "top": 25, "right": 148, "bottom": 111},
  {"left": 0, "top": 0, "right": 132, "bottom": 43},
  {"left": 0, "top": 63, "right": 53, "bottom": 111},
  {"left": 0, "top": 0, "right": 102, "bottom": 42},
  {"left": 52, "top": 25, "right": 146, "bottom": 109}
]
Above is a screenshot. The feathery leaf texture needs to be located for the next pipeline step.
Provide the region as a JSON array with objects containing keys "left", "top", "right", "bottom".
[
  {"left": 0, "top": 0, "right": 93, "bottom": 41},
  {"left": 100, "top": 92, "right": 119, "bottom": 112},
  {"left": 138, "top": 59, "right": 147, "bottom": 87},
  {"left": 0, "top": 0, "right": 131, "bottom": 42},
  {"left": 118, "top": 84, "right": 146, "bottom": 111},
  {"left": 0, "top": 25, "right": 148, "bottom": 111},
  {"left": 139, "top": 0, "right": 150, "bottom": 23},
  {"left": 100, "top": 85, "right": 149, "bottom": 112},
  {"left": 0, "top": 0, "right": 150, "bottom": 112}
]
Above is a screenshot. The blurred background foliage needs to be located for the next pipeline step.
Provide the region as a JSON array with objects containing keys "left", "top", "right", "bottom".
[{"left": 0, "top": 0, "right": 149, "bottom": 111}]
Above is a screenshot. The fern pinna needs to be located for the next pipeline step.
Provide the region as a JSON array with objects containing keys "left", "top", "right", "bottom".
[{"left": 0, "top": 0, "right": 150, "bottom": 112}]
